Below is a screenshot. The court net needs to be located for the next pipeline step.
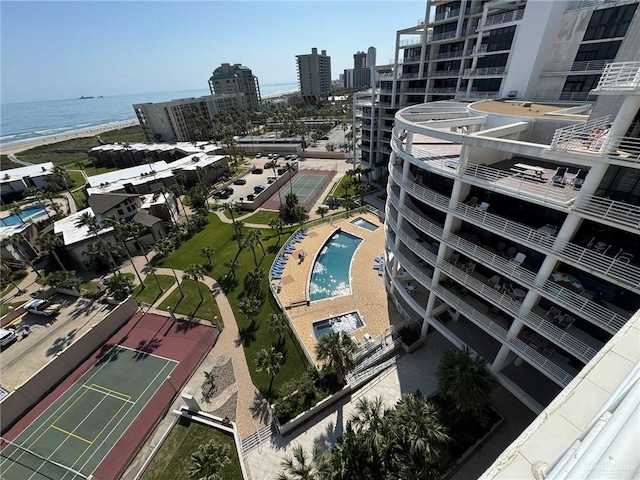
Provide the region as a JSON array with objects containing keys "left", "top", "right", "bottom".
[{"left": 0, "top": 436, "right": 88, "bottom": 479}]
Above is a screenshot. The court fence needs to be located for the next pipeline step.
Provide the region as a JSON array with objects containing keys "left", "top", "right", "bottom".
[{"left": 0, "top": 297, "right": 139, "bottom": 433}]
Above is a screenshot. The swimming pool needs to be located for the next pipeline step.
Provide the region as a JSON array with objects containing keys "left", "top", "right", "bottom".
[
  {"left": 309, "top": 230, "right": 363, "bottom": 301},
  {"left": 0, "top": 205, "right": 47, "bottom": 226},
  {"left": 312, "top": 312, "right": 365, "bottom": 340},
  {"left": 350, "top": 216, "right": 379, "bottom": 231}
]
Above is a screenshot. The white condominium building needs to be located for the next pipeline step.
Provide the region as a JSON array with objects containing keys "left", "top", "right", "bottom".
[
  {"left": 133, "top": 93, "right": 247, "bottom": 143},
  {"left": 208, "top": 63, "right": 262, "bottom": 111},
  {"left": 296, "top": 47, "right": 332, "bottom": 104},
  {"left": 354, "top": 0, "right": 640, "bottom": 179},
  {"left": 384, "top": 61, "right": 640, "bottom": 413}
]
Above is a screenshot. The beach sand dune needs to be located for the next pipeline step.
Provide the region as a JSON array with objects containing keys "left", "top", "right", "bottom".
[{"left": 0, "top": 120, "right": 140, "bottom": 157}]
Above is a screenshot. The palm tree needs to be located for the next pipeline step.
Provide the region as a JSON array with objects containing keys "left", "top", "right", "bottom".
[
  {"left": 248, "top": 229, "right": 265, "bottom": 257},
  {"left": 268, "top": 313, "right": 288, "bottom": 344},
  {"left": 285, "top": 162, "right": 295, "bottom": 195},
  {"left": 354, "top": 182, "right": 369, "bottom": 206},
  {"left": 315, "top": 206, "right": 329, "bottom": 219},
  {"left": 224, "top": 259, "right": 239, "bottom": 280},
  {"left": 436, "top": 347, "right": 497, "bottom": 416},
  {"left": 201, "top": 370, "right": 217, "bottom": 397},
  {"left": 2, "top": 234, "right": 40, "bottom": 278},
  {"left": 315, "top": 331, "right": 357, "bottom": 385},
  {"left": 231, "top": 220, "right": 245, "bottom": 251},
  {"left": 104, "top": 216, "right": 144, "bottom": 285},
  {"left": 184, "top": 263, "right": 207, "bottom": 300},
  {"left": 243, "top": 231, "right": 259, "bottom": 265},
  {"left": 238, "top": 295, "right": 261, "bottom": 324},
  {"left": 254, "top": 346, "right": 284, "bottom": 394},
  {"left": 152, "top": 186, "right": 178, "bottom": 225},
  {"left": 200, "top": 246, "right": 215, "bottom": 266},
  {"left": 188, "top": 440, "right": 231, "bottom": 480},
  {"left": 104, "top": 272, "right": 135, "bottom": 301},
  {"left": 10, "top": 206, "right": 25, "bottom": 224},
  {"left": 85, "top": 240, "right": 122, "bottom": 273},
  {"left": 37, "top": 233, "right": 65, "bottom": 271},
  {"left": 0, "top": 262, "right": 25, "bottom": 294},
  {"left": 387, "top": 393, "right": 450, "bottom": 479},
  {"left": 153, "top": 239, "right": 184, "bottom": 297},
  {"left": 23, "top": 187, "right": 52, "bottom": 220},
  {"left": 277, "top": 444, "right": 329, "bottom": 480},
  {"left": 245, "top": 266, "right": 265, "bottom": 292},
  {"left": 169, "top": 183, "right": 188, "bottom": 218},
  {"left": 43, "top": 270, "right": 82, "bottom": 290},
  {"left": 269, "top": 216, "right": 285, "bottom": 241}
]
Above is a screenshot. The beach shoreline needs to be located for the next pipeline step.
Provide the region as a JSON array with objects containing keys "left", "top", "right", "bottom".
[{"left": 0, "top": 119, "right": 141, "bottom": 157}]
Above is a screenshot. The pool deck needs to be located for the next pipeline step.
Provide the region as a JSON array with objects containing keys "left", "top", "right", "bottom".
[{"left": 274, "top": 212, "right": 401, "bottom": 363}]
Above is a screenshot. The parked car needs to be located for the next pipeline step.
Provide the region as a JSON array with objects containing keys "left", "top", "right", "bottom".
[
  {"left": 252, "top": 167, "right": 263, "bottom": 174},
  {"left": 254, "top": 185, "right": 266, "bottom": 193},
  {"left": 23, "top": 299, "right": 62, "bottom": 317},
  {"left": 267, "top": 176, "right": 277, "bottom": 184},
  {"left": 233, "top": 178, "right": 247, "bottom": 185},
  {"left": 255, "top": 153, "right": 263, "bottom": 158},
  {"left": 290, "top": 154, "right": 299, "bottom": 160},
  {"left": 0, "top": 327, "right": 17, "bottom": 348}
]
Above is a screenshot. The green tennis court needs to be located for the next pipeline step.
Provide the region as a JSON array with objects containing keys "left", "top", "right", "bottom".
[
  {"left": 290, "top": 174, "right": 330, "bottom": 203},
  {"left": 0, "top": 345, "right": 177, "bottom": 480}
]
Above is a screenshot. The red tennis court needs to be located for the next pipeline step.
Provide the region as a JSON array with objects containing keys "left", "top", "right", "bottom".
[
  {"left": 1, "top": 311, "right": 219, "bottom": 480},
  {"left": 261, "top": 169, "right": 336, "bottom": 211}
]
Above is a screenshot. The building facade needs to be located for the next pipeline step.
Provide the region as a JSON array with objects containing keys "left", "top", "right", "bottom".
[
  {"left": 383, "top": 61, "right": 640, "bottom": 413},
  {"left": 344, "top": 47, "right": 377, "bottom": 89},
  {"left": 133, "top": 94, "right": 247, "bottom": 143},
  {"left": 208, "top": 63, "right": 262, "bottom": 111},
  {"left": 353, "top": 0, "right": 640, "bottom": 180},
  {"left": 296, "top": 48, "right": 332, "bottom": 103}
]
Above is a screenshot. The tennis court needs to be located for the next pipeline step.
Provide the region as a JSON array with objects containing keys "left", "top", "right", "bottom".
[
  {"left": 0, "top": 345, "right": 177, "bottom": 480},
  {"left": 262, "top": 170, "right": 336, "bottom": 210}
]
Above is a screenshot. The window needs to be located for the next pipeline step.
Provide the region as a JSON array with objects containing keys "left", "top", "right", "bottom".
[
  {"left": 117, "top": 209, "right": 124, "bottom": 215},
  {"left": 487, "top": 26, "right": 515, "bottom": 52},
  {"left": 477, "top": 53, "right": 508, "bottom": 68},
  {"left": 584, "top": 4, "right": 638, "bottom": 40},
  {"left": 562, "top": 74, "right": 601, "bottom": 93},
  {"left": 575, "top": 41, "right": 622, "bottom": 62}
]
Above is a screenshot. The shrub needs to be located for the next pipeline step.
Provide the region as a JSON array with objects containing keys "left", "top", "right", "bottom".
[{"left": 398, "top": 326, "right": 420, "bottom": 346}]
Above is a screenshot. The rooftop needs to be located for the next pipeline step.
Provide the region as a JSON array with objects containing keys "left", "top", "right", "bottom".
[
  {"left": 54, "top": 208, "right": 113, "bottom": 246},
  {"left": 469, "top": 100, "right": 589, "bottom": 121},
  {"left": 0, "top": 162, "right": 54, "bottom": 183}
]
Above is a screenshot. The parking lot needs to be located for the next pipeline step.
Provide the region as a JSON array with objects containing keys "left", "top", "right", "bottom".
[{"left": 0, "top": 295, "right": 116, "bottom": 390}]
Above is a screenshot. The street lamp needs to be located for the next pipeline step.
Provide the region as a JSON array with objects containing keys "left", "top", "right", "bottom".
[{"left": 167, "top": 305, "right": 176, "bottom": 321}]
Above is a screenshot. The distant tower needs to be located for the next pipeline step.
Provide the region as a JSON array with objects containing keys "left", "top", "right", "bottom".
[
  {"left": 296, "top": 48, "right": 332, "bottom": 103},
  {"left": 354, "top": 51, "right": 367, "bottom": 69},
  {"left": 208, "top": 63, "right": 262, "bottom": 111}
]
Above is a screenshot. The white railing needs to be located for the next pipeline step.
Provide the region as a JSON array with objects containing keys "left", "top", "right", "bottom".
[
  {"left": 543, "top": 59, "right": 609, "bottom": 75},
  {"left": 398, "top": 72, "right": 421, "bottom": 79},
  {"left": 432, "top": 30, "right": 458, "bottom": 41},
  {"left": 602, "top": 135, "right": 640, "bottom": 163},
  {"left": 566, "top": 0, "right": 625, "bottom": 11},
  {"left": 388, "top": 189, "right": 631, "bottom": 332},
  {"left": 455, "top": 90, "right": 500, "bottom": 99},
  {"left": 484, "top": 8, "right": 524, "bottom": 27},
  {"left": 507, "top": 337, "right": 574, "bottom": 386},
  {"left": 464, "top": 66, "right": 507, "bottom": 76},
  {"left": 428, "top": 87, "right": 458, "bottom": 93},
  {"left": 592, "top": 61, "right": 640, "bottom": 92},
  {"left": 573, "top": 194, "right": 640, "bottom": 231},
  {"left": 431, "top": 70, "right": 460, "bottom": 77},
  {"left": 400, "top": 37, "right": 423, "bottom": 47},
  {"left": 433, "top": 50, "right": 468, "bottom": 60},
  {"left": 550, "top": 115, "right": 611, "bottom": 151},
  {"left": 399, "top": 55, "right": 422, "bottom": 63}
]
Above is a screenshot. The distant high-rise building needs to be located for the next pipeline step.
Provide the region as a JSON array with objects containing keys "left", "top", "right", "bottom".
[
  {"left": 133, "top": 94, "right": 247, "bottom": 143},
  {"left": 296, "top": 48, "right": 332, "bottom": 103},
  {"left": 208, "top": 63, "right": 262, "bottom": 111},
  {"left": 344, "top": 47, "right": 376, "bottom": 89}
]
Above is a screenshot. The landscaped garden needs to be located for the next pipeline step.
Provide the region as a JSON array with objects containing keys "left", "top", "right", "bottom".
[
  {"left": 157, "top": 213, "right": 308, "bottom": 397},
  {"left": 158, "top": 279, "right": 220, "bottom": 325},
  {"left": 134, "top": 274, "right": 175, "bottom": 305},
  {"left": 141, "top": 417, "right": 242, "bottom": 480}
]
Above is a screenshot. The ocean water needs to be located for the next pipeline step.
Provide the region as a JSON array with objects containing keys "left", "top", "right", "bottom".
[{"left": 0, "top": 83, "right": 299, "bottom": 147}]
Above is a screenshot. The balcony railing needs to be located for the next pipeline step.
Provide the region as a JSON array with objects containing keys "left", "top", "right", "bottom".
[
  {"left": 400, "top": 37, "right": 423, "bottom": 47},
  {"left": 542, "top": 59, "right": 609, "bottom": 75},
  {"left": 387, "top": 188, "right": 631, "bottom": 333},
  {"left": 398, "top": 72, "right": 421, "bottom": 79},
  {"left": 431, "top": 70, "right": 460, "bottom": 77},
  {"left": 463, "top": 66, "right": 507, "bottom": 76},
  {"left": 484, "top": 8, "right": 525, "bottom": 27},
  {"left": 573, "top": 194, "right": 640, "bottom": 231},
  {"left": 399, "top": 55, "right": 423, "bottom": 64},
  {"left": 432, "top": 50, "right": 468, "bottom": 60},
  {"left": 427, "top": 87, "right": 458, "bottom": 94},
  {"left": 455, "top": 90, "right": 500, "bottom": 99},
  {"left": 592, "top": 61, "right": 640, "bottom": 92},
  {"left": 507, "top": 337, "right": 574, "bottom": 386},
  {"left": 431, "top": 30, "right": 458, "bottom": 41},
  {"left": 550, "top": 115, "right": 611, "bottom": 152}
]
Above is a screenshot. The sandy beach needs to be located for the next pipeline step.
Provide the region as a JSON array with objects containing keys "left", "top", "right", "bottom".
[{"left": 0, "top": 119, "right": 140, "bottom": 157}]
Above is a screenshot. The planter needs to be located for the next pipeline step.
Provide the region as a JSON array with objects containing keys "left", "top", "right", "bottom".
[{"left": 401, "top": 337, "right": 424, "bottom": 354}]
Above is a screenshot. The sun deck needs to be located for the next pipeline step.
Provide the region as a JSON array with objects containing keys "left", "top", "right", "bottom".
[{"left": 272, "top": 213, "right": 400, "bottom": 362}]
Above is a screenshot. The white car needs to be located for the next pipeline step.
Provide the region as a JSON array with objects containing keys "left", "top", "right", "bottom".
[
  {"left": 255, "top": 153, "right": 263, "bottom": 158},
  {"left": 0, "top": 328, "right": 17, "bottom": 348}
]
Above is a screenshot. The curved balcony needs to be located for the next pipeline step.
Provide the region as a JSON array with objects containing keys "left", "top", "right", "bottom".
[
  {"left": 389, "top": 166, "right": 640, "bottom": 293},
  {"left": 387, "top": 190, "right": 629, "bottom": 333}
]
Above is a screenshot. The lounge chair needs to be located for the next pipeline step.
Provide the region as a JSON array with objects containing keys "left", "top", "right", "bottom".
[
  {"left": 570, "top": 169, "right": 587, "bottom": 189},
  {"left": 477, "top": 202, "right": 490, "bottom": 212},
  {"left": 552, "top": 167, "right": 567, "bottom": 186},
  {"left": 511, "top": 252, "right": 526, "bottom": 266}
]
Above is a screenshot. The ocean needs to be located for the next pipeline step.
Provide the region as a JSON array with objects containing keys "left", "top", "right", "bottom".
[{"left": 0, "top": 83, "right": 299, "bottom": 147}]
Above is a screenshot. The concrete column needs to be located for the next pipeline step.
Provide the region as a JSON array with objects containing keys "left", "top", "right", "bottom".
[
  {"left": 552, "top": 212, "right": 584, "bottom": 251},
  {"left": 573, "top": 161, "right": 608, "bottom": 199},
  {"left": 422, "top": 296, "right": 436, "bottom": 337},
  {"left": 491, "top": 344, "right": 513, "bottom": 373},
  {"left": 602, "top": 96, "right": 640, "bottom": 156}
]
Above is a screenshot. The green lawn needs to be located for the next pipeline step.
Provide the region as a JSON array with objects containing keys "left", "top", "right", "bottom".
[
  {"left": 64, "top": 169, "right": 86, "bottom": 188},
  {"left": 0, "top": 283, "right": 17, "bottom": 299},
  {"left": 333, "top": 174, "right": 357, "bottom": 198},
  {"left": 158, "top": 214, "right": 308, "bottom": 397},
  {"left": 0, "top": 301, "right": 26, "bottom": 317},
  {"left": 241, "top": 210, "right": 280, "bottom": 225},
  {"left": 134, "top": 274, "right": 175, "bottom": 305},
  {"left": 141, "top": 417, "right": 242, "bottom": 480},
  {"left": 158, "top": 279, "right": 221, "bottom": 325},
  {"left": 8, "top": 125, "right": 145, "bottom": 167}
]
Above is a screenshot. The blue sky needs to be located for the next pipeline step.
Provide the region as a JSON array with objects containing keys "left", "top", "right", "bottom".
[{"left": 1, "top": 1, "right": 427, "bottom": 103}]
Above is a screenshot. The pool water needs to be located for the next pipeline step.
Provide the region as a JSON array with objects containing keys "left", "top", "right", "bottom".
[
  {"left": 312, "top": 312, "right": 365, "bottom": 340},
  {"left": 0, "top": 205, "right": 47, "bottom": 226},
  {"left": 350, "top": 216, "right": 379, "bottom": 231},
  {"left": 309, "top": 230, "right": 362, "bottom": 301}
]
